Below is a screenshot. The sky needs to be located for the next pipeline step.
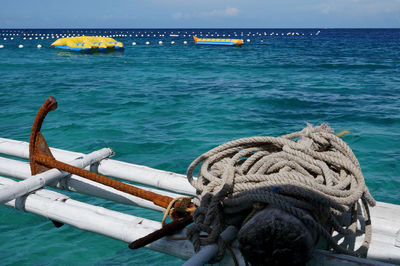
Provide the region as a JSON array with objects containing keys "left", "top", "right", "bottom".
[{"left": 1, "top": 0, "right": 400, "bottom": 28}]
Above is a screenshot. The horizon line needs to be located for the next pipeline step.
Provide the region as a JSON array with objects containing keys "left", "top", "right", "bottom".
[{"left": 1, "top": 27, "right": 400, "bottom": 30}]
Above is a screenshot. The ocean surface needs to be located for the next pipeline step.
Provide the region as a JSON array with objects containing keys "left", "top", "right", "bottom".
[{"left": 0, "top": 28, "right": 399, "bottom": 265}]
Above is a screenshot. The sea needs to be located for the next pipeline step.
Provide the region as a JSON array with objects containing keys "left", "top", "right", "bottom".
[{"left": 0, "top": 28, "right": 399, "bottom": 265}]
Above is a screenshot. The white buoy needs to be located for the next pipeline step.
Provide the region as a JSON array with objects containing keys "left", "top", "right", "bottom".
[
  {"left": 10, "top": 37, "right": 13, "bottom": 40},
  {"left": 158, "top": 41, "right": 163, "bottom": 45},
  {"left": 3, "top": 38, "right": 6, "bottom": 40},
  {"left": 132, "top": 42, "right": 136, "bottom": 46},
  {"left": 246, "top": 39, "right": 250, "bottom": 43},
  {"left": 171, "top": 41, "right": 175, "bottom": 44},
  {"left": 145, "top": 41, "right": 150, "bottom": 45},
  {"left": 37, "top": 44, "right": 42, "bottom": 48},
  {"left": 0, "top": 45, "right": 4, "bottom": 48},
  {"left": 18, "top": 44, "right": 23, "bottom": 48},
  {"left": 183, "top": 41, "right": 187, "bottom": 44}
]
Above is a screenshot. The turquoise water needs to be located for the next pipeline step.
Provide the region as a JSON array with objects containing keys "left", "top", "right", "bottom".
[{"left": 0, "top": 28, "right": 399, "bottom": 265}]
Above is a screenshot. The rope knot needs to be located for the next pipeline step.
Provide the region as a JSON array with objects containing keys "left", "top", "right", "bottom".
[{"left": 161, "top": 196, "right": 194, "bottom": 226}]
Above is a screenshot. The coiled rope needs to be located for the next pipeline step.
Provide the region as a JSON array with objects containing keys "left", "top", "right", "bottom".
[{"left": 186, "top": 124, "right": 376, "bottom": 261}]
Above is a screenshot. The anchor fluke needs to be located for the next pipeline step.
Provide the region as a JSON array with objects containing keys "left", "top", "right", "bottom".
[{"left": 29, "top": 96, "right": 58, "bottom": 175}]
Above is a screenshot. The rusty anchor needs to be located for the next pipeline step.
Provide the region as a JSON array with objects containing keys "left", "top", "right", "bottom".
[{"left": 29, "top": 96, "right": 195, "bottom": 248}]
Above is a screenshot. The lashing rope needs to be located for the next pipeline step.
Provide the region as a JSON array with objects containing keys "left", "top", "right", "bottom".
[{"left": 185, "top": 124, "right": 375, "bottom": 261}]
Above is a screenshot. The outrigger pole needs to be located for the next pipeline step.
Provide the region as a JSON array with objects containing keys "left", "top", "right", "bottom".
[{"left": 0, "top": 147, "right": 113, "bottom": 204}]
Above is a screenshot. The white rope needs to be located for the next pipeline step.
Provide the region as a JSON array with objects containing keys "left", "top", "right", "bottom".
[{"left": 186, "top": 124, "right": 375, "bottom": 261}]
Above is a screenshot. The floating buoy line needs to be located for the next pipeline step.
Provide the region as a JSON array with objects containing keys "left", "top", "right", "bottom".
[{"left": 0, "top": 29, "right": 321, "bottom": 49}]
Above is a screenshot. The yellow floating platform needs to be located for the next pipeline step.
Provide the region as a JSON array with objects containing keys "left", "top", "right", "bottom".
[{"left": 51, "top": 36, "right": 124, "bottom": 52}]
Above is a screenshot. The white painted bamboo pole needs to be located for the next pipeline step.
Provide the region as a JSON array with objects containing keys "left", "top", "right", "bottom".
[
  {"left": 0, "top": 148, "right": 113, "bottom": 204},
  {"left": 309, "top": 250, "right": 394, "bottom": 266},
  {"left": 0, "top": 156, "right": 183, "bottom": 212},
  {"left": 0, "top": 176, "right": 242, "bottom": 266},
  {"left": 0, "top": 138, "right": 196, "bottom": 195},
  {"left": 98, "top": 159, "right": 195, "bottom": 195},
  {"left": 183, "top": 226, "right": 239, "bottom": 266},
  {"left": 1, "top": 175, "right": 395, "bottom": 266},
  {"left": 2, "top": 159, "right": 398, "bottom": 266},
  {"left": 362, "top": 202, "right": 400, "bottom": 264},
  {"left": 1, "top": 138, "right": 399, "bottom": 264}
]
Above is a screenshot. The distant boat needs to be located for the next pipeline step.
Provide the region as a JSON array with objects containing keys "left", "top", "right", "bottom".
[
  {"left": 170, "top": 34, "right": 180, "bottom": 37},
  {"left": 51, "top": 36, "right": 124, "bottom": 52},
  {"left": 193, "top": 36, "right": 243, "bottom": 46}
]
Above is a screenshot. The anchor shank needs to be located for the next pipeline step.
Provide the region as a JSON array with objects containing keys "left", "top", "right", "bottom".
[{"left": 34, "top": 154, "right": 174, "bottom": 208}]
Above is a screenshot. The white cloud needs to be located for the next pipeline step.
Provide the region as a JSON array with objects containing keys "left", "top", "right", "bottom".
[
  {"left": 225, "top": 7, "right": 240, "bottom": 16},
  {"left": 302, "top": 0, "right": 400, "bottom": 15},
  {"left": 172, "top": 12, "right": 191, "bottom": 20},
  {"left": 172, "top": 12, "right": 183, "bottom": 20},
  {"left": 200, "top": 7, "right": 240, "bottom": 17},
  {"left": 172, "top": 7, "right": 239, "bottom": 20},
  {"left": 321, "top": 5, "right": 332, "bottom": 14}
]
